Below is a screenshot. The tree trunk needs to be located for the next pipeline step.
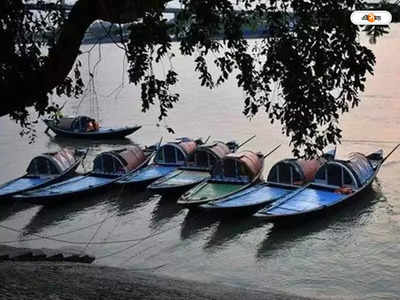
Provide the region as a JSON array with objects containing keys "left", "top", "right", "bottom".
[{"left": 0, "top": 0, "right": 166, "bottom": 118}]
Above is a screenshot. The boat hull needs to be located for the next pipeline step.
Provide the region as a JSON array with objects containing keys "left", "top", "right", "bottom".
[
  {"left": 14, "top": 148, "right": 155, "bottom": 205},
  {"left": 199, "top": 183, "right": 298, "bottom": 215},
  {"left": 254, "top": 150, "right": 385, "bottom": 225},
  {"left": 178, "top": 155, "right": 265, "bottom": 209},
  {"left": 45, "top": 120, "right": 141, "bottom": 139},
  {"left": 254, "top": 179, "right": 376, "bottom": 226},
  {"left": 178, "top": 181, "right": 251, "bottom": 209},
  {"left": 198, "top": 200, "right": 270, "bottom": 216},
  {"left": 14, "top": 174, "right": 117, "bottom": 205},
  {"left": 257, "top": 185, "right": 374, "bottom": 226},
  {"left": 0, "top": 159, "right": 81, "bottom": 201}
]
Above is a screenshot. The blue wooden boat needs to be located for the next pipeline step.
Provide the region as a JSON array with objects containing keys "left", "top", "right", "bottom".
[
  {"left": 199, "top": 156, "right": 326, "bottom": 214},
  {"left": 254, "top": 146, "right": 399, "bottom": 224},
  {"left": 177, "top": 149, "right": 269, "bottom": 209},
  {"left": 116, "top": 138, "right": 202, "bottom": 186},
  {"left": 44, "top": 116, "right": 141, "bottom": 139},
  {"left": 15, "top": 145, "right": 156, "bottom": 205},
  {"left": 147, "top": 140, "right": 240, "bottom": 195},
  {"left": 0, "top": 149, "right": 84, "bottom": 201}
]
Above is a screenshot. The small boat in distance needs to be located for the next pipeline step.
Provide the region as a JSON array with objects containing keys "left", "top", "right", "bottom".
[
  {"left": 15, "top": 145, "right": 157, "bottom": 205},
  {"left": 44, "top": 116, "right": 141, "bottom": 139},
  {"left": 116, "top": 138, "right": 203, "bottom": 187},
  {"left": 200, "top": 154, "right": 329, "bottom": 214},
  {"left": 147, "top": 140, "right": 240, "bottom": 195},
  {"left": 177, "top": 146, "right": 280, "bottom": 208},
  {"left": 254, "top": 145, "right": 399, "bottom": 224},
  {"left": 0, "top": 149, "right": 84, "bottom": 201}
]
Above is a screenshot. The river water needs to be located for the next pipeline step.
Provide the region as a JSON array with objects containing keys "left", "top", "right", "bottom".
[{"left": 1, "top": 25, "right": 400, "bottom": 299}]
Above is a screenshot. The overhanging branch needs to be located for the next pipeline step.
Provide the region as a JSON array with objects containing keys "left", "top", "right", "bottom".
[{"left": 1, "top": 0, "right": 166, "bottom": 118}]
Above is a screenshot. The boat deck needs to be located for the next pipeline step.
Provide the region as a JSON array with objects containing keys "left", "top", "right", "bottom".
[
  {"left": 188, "top": 182, "right": 244, "bottom": 201},
  {"left": 117, "top": 165, "right": 177, "bottom": 184},
  {"left": 209, "top": 184, "right": 292, "bottom": 208},
  {"left": 0, "top": 177, "right": 49, "bottom": 197},
  {"left": 153, "top": 170, "right": 209, "bottom": 187},
  {"left": 16, "top": 175, "right": 113, "bottom": 198},
  {"left": 259, "top": 187, "right": 347, "bottom": 216}
]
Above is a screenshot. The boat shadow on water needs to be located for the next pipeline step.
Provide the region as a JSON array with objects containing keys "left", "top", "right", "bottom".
[
  {"left": 180, "top": 210, "right": 222, "bottom": 241},
  {"left": 149, "top": 194, "right": 185, "bottom": 230},
  {"left": 47, "top": 135, "right": 136, "bottom": 149},
  {"left": 256, "top": 182, "right": 384, "bottom": 260},
  {"left": 108, "top": 187, "right": 154, "bottom": 217},
  {"left": 0, "top": 202, "right": 35, "bottom": 223},
  {"left": 202, "top": 216, "right": 267, "bottom": 253},
  {"left": 179, "top": 208, "right": 268, "bottom": 247},
  {"left": 21, "top": 188, "right": 127, "bottom": 237}
]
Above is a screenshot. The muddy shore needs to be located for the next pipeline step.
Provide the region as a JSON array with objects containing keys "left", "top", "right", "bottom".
[{"left": 0, "top": 261, "right": 312, "bottom": 299}]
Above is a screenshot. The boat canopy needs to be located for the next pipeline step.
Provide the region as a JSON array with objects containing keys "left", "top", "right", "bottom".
[
  {"left": 93, "top": 145, "right": 146, "bottom": 175},
  {"left": 27, "top": 149, "right": 76, "bottom": 175},
  {"left": 57, "top": 117, "right": 75, "bottom": 130},
  {"left": 154, "top": 140, "right": 197, "bottom": 165},
  {"left": 191, "top": 142, "right": 230, "bottom": 169},
  {"left": 267, "top": 159, "right": 324, "bottom": 185},
  {"left": 314, "top": 152, "right": 374, "bottom": 188},
  {"left": 212, "top": 151, "right": 264, "bottom": 182},
  {"left": 57, "top": 116, "right": 98, "bottom": 132}
]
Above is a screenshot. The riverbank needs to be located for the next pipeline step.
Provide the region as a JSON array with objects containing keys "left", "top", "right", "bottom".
[{"left": 0, "top": 261, "right": 311, "bottom": 299}]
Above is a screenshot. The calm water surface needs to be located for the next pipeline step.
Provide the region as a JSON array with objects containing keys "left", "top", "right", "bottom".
[{"left": 1, "top": 26, "right": 400, "bottom": 299}]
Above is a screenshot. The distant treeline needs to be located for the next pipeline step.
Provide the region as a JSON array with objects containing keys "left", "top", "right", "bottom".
[
  {"left": 81, "top": 18, "right": 289, "bottom": 44},
  {"left": 81, "top": 3, "right": 400, "bottom": 44}
]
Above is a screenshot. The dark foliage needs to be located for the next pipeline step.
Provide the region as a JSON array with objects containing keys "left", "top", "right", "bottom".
[
  {"left": 0, "top": 0, "right": 389, "bottom": 156},
  {"left": 0, "top": 0, "right": 83, "bottom": 141},
  {"left": 126, "top": 0, "right": 376, "bottom": 157}
]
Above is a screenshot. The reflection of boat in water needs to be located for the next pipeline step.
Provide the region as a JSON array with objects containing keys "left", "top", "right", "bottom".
[
  {"left": 21, "top": 190, "right": 117, "bottom": 237},
  {"left": 23, "top": 187, "right": 155, "bottom": 237},
  {"left": 256, "top": 185, "right": 381, "bottom": 259},
  {"left": 149, "top": 194, "right": 184, "bottom": 230},
  {"left": 0, "top": 202, "right": 34, "bottom": 223},
  {"left": 254, "top": 147, "right": 397, "bottom": 224},
  {"left": 15, "top": 145, "right": 156, "bottom": 205},
  {"left": 0, "top": 149, "right": 84, "bottom": 201},
  {"left": 203, "top": 216, "right": 265, "bottom": 252},
  {"left": 179, "top": 210, "right": 221, "bottom": 241},
  {"left": 44, "top": 116, "right": 141, "bottom": 139},
  {"left": 47, "top": 135, "right": 135, "bottom": 149},
  {"left": 108, "top": 189, "right": 153, "bottom": 217}
]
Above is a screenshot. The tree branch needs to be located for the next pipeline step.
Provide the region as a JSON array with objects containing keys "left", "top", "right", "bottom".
[
  {"left": 44, "top": 0, "right": 166, "bottom": 92},
  {"left": 0, "top": 0, "right": 166, "bottom": 118}
]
